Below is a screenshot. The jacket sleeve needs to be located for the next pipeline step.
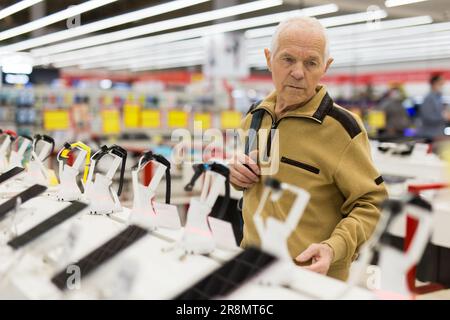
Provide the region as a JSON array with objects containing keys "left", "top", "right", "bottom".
[{"left": 322, "top": 130, "right": 388, "bottom": 263}]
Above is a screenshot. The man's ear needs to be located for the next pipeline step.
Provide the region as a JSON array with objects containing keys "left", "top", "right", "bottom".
[
  {"left": 264, "top": 48, "right": 272, "bottom": 72},
  {"left": 324, "top": 57, "right": 334, "bottom": 73}
]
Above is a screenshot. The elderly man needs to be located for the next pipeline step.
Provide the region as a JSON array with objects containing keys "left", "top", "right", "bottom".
[{"left": 229, "top": 17, "right": 388, "bottom": 281}]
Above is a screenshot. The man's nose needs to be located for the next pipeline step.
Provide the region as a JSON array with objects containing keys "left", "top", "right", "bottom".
[{"left": 290, "top": 64, "right": 305, "bottom": 80}]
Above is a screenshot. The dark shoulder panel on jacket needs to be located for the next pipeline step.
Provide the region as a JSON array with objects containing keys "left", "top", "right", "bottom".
[{"left": 327, "top": 104, "right": 362, "bottom": 139}]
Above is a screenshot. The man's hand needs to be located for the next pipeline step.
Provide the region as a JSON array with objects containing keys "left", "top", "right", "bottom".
[
  {"left": 229, "top": 152, "right": 260, "bottom": 189},
  {"left": 295, "top": 243, "right": 334, "bottom": 275}
]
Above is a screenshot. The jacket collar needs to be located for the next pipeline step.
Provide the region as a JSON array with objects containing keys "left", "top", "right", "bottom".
[{"left": 253, "top": 84, "right": 334, "bottom": 124}]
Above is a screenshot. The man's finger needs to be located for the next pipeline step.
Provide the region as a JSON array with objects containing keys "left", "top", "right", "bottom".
[
  {"left": 230, "top": 167, "right": 254, "bottom": 185},
  {"left": 296, "top": 245, "right": 319, "bottom": 262},
  {"left": 234, "top": 162, "right": 259, "bottom": 182},
  {"left": 237, "top": 153, "right": 260, "bottom": 176}
]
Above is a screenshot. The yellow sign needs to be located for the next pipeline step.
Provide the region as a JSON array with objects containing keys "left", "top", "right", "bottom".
[
  {"left": 43, "top": 110, "right": 69, "bottom": 131},
  {"left": 168, "top": 110, "right": 188, "bottom": 128},
  {"left": 124, "top": 104, "right": 141, "bottom": 128},
  {"left": 141, "top": 110, "right": 160, "bottom": 128},
  {"left": 194, "top": 113, "right": 211, "bottom": 129},
  {"left": 367, "top": 110, "right": 386, "bottom": 129},
  {"left": 102, "top": 109, "right": 121, "bottom": 134},
  {"left": 221, "top": 111, "right": 242, "bottom": 129}
]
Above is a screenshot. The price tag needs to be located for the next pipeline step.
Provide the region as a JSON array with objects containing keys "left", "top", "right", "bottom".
[
  {"left": 208, "top": 216, "right": 238, "bottom": 250},
  {"left": 153, "top": 202, "right": 181, "bottom": 230}
]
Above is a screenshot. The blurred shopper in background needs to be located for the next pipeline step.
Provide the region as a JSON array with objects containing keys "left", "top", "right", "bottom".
[
  {"left": 417, "top": 74, "right": 449, "bottom": 139},
  {"left": 381, "top": 85, "right": 411, "bottom": 137}
]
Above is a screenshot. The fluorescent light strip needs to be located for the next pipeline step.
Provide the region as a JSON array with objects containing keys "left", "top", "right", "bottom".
[
  {"left": 331, "top": 32, "right": 450, "bottom": 51},
  {"left": 131, "top": 59, "right": 205, "bottom": 72},
  {"left": 326, "top": 15, "right": 432, "bottom": 36},
  {"left": 385, "top": 0, "right": 429, "bottom": 8},
  {"left": 0, "top": 0, "right": 43, "bottom": 21},
  {"left": 77, "top": 50, "right": 206, "bottom": 69},
  {"left": 30, "top": 0, "right": 284, "bottom": 56},
  {"left": 335, "top": 44, "right": 450, "bottom": 60},
  {"left": 333, "top": 51, "right": 450, "bottom": 67},
  {"left": 45, "top": 38, "right": 205, "bottom": 68},
  {"left": 108, "top": 56, "right": 205, "bottom": 71},
  {"left": 0, "top": 0, "right": 118, "bottom": 42},
  {"left": 34, "top": 37, "right": 206, "bottom": 66},
  {"left": 244, "top": 9, "right": 387, "bottom": 39},
  {"left": 32, "top": 3, "right": 337, "bottom": 65},
  {"left": 1, "top": 0, "right": 210, "bottom": 52},
  {"left": 333, "top": 21, "right": 450, "bottom": 45}
]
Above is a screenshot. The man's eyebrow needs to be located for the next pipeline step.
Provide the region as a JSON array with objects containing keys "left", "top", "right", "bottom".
[{"left": 307, "top": 55, "right": 320, "bottom": 61}]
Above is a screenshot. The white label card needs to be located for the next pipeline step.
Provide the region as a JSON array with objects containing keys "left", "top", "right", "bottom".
[
  {"left": 153, "top": 202, "right": 181, "bottom": 230},
  {"left": 208, "top": 216, "right": 237, "bottom": 251}
]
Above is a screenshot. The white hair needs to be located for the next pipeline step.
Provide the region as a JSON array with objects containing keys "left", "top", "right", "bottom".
[{"left": 270, "top": 16, "right": 330, "bottom": 61}]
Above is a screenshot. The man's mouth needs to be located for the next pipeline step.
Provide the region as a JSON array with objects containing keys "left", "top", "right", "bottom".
[{"left": 286, "top": 85, "right": 304, "bottom": 90}]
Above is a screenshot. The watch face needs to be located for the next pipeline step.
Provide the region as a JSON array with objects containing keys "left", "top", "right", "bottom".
[
  {"left": 8, "top": 201, "right": 88, "bottom": 250},
  {"left": 174, "top": 247, "right": 277, "bottom": 300},
  {"left": 51, "top": 225, "right": 148, "bottom": 291}
]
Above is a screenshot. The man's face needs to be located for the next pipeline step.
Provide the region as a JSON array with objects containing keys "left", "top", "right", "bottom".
[
  {"left": 265, "top": 27, "right": 333, "bottom": 107},
  {"left": 434, "top": 77, "right": 445, "bottom": 92}
]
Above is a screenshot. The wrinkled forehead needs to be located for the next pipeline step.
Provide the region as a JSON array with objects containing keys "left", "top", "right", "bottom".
[{"left": 276, "top": 24, "right": 327, "bottom": 58}]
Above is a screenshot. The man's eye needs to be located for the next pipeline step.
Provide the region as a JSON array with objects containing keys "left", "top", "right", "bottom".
[
  {"left": 307, "top": 61, "right": 318, "bottom": 67},
  {"left": 283, "top": 57, "right": 294, "bottom": 63}
]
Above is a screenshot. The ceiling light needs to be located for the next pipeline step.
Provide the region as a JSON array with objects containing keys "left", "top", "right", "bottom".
[
  {"left": 29, "top": 0, "right": 284, "bottom": 56},
  {"left": 1, "top": 0, "right": 210, "bottom": 52},
  {"left": 0, "top": 0, "right": 43, "bottom": 21},
  {"left": 0, "top": 0, "right": 118, "bottom": 42},
  {"left": 385, "top": 0, "right": 429, "bottom": 8}
]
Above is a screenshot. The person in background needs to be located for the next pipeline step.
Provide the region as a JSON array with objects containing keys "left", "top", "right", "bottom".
[
  {"left": 381, "top": 85, "right": 411, "bottom": 137},
  {"left": 417, "top": 74, "right": 449, "bottom": 139}
]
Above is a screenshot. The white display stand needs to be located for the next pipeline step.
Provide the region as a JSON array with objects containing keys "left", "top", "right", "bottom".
[
  {"left": 83, "top": 145, "right": 127, "bottom": 215},
  {"left": 129, "top": 151, "right": 181, "bottom": 231},
  {"left": 8, "top": 136, "right": 32, "bottom": 170},
  {"left": 56, "top": 142, "right": 91, "bottom": 202}
]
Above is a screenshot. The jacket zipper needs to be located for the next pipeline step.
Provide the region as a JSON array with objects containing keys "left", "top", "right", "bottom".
[{"left": 251, "top": 107, "right": 321, "bottom": 158}]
